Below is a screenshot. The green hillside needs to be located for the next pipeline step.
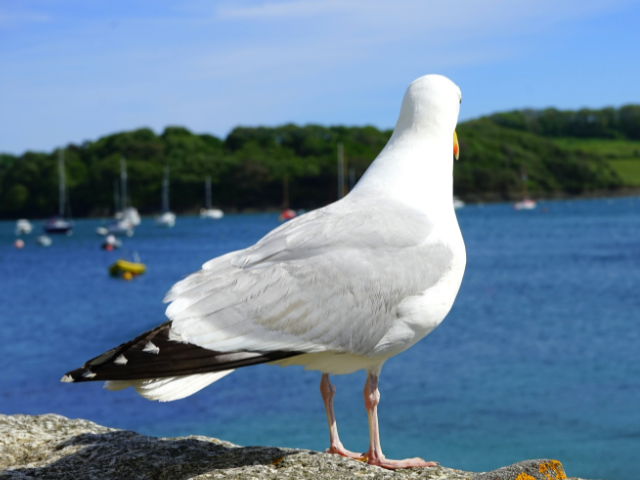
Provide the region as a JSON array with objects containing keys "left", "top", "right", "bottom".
[
  {"left": 1, "top": 105, "right": 639, "bottom": 219},
  {"left": 485, "top": 105, "right": 640, "bottom": 188},
  {"left": 551, "top": 138, "right": 640, "bottom": 186}
]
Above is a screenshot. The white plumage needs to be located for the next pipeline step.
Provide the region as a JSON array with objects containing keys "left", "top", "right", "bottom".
[
  {"left": 160, "top": 74, "right": 465, "bottom": 387},
  {"left": 82, "top": 74, "right": 465, "bottom": 469},
  {"left": 105, "top": 370, "right": 234, "bottom": 402}
]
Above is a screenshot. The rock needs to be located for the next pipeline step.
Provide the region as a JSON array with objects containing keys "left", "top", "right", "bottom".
[
  {"left": 0, "top": 414, "right": 591, "bottom": 480},
  {"left": 470, "top": 459, "right": 573, "bottom": 480}
]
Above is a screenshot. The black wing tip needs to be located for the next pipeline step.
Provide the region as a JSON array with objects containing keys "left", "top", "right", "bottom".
[
  {"left": 61, "top": 367, "right": 98, "bottom": 383},
  {"left": 60, "top": 320, "right": 304, "bottom": 384}
]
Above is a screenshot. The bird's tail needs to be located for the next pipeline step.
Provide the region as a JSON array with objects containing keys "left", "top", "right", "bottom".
[
  {"left": 61, "top": 321, "right": 300, "bottom": 402},
  {"left": 102, "top": 371, "right": 235, "bottom": 402}
]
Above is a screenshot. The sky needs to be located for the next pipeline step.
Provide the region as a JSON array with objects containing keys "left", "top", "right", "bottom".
[{"left": 1, "top": 0, "right": 639, "bottom": 155}]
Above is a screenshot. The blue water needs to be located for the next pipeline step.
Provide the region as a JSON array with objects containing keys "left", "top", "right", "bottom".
[{"left": 1, "top": 198, "right": 639, "bottom": 480}]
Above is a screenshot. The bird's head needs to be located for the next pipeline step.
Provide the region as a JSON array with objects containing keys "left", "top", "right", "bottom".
[{"left": 395, "top": 74, "right": 462, "bottom": 160}]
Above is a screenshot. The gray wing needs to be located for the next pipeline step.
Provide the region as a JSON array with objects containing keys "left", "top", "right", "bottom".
[{"left": 165, "top": 198, "right": 454, "bottom": 357}]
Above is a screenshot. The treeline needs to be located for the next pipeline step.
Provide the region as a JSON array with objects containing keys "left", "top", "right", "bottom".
[
  {"left": 0, "top": 125, "right": 390, "bottom": 218},
  {"left": 1, "top": 105, "right": 636, "bottom": 219},
  {"left": 454, "top": 118, "right": 621, "bottom": 199},
  {"left": 489, "top": 105, "right": 640, "bottom": 140}
]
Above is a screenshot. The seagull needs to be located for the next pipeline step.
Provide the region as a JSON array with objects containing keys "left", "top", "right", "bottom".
[{"left": 62, "top": 74, "right": 465, "bottom": 470}]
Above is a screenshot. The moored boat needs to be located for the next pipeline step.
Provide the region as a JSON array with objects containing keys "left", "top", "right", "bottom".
[
  {"left": 97, "top": 219, "right": 134, "bottom": 237},
  {"left": 514, "top": 199, "right": 537, "bottom": 210},
  {"left": 15, "top": 219, "right": 33, "bottom": 235},
  {"left": 200, "top": 176, "right": 224, "bottom": 219},
  {"left": 44, "top": 217, "right": 73, "bottom": 235},
  {"left": 101, "top": 234, "right": 122, "bottom": 251},
  {"left": 109, "top": 258, "right": 146, "bottom": 279},
  {"left": 279, "top": 209, "right": 297, "bottom": 221},
  {"left": 36, "top": 235, "right": 52, "bottom": 247},
  {"left": 514, "top": 166, "right": 536, "bottom": 211},
  {"left": 156, "top": 165, "right": 176, "bottom": 227},
  {"left": 45, "top": 150, "right": 73, "bottom": 235},
  {"left": 99, "top": 157, "right": 138, "bottom": 235}
]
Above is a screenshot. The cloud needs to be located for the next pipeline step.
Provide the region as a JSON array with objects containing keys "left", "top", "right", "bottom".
[
  {"left": 217, "top": 0, "right": 349, "bottom": 19},
  {"left": 214, "top": 0, "right": 629, "bottom": 31},
  {"left": 0, "top": 11, "right": 49, "bottom": 25},
  {"left": 200, "top": 0, "right": 633, "bottom": 82},
  {"left": 1, "top": 0, "right": 637, "bottom": 153}
]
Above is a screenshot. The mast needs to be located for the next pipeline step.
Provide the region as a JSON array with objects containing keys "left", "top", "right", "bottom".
[
  {"left": 282, "top": 176, "right": 290, "bottom": 210},
  {"left": 337, "top": 142, "right": 345, "bottom": 200},
  {"left": 114, "top": 179, "right": 120, "bottom": 215},
  {"left": 205, "top": 175, "right": 212, "bottom": 210},
  {"left": 162, "top": 164, "right": 170, "bottom": 212},
  {"left": 58, "top": 149, "right": 65, "bottom": 217},
  {"left": 521, "top": 165, "right": 528, "bottom": 199},
  {"left": 120, "top": 156, "right": 127, "bottom": 211}
]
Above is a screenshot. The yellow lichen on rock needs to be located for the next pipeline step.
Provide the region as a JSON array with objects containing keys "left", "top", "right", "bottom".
[
  {"left": 538, "top": 460, "right": 567, "bottom": 479},
  {"left": 515, "top": 473, "right": 537, "bottom": 480}
]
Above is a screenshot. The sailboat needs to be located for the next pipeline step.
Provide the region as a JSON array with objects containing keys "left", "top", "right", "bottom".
[
  {"left": 97, "top": 157, "right": 135, "bottom": 236},
  {"left": 513, "top": 165, "right": 537, "bottom": 210},
  {"left": 117, "top": 156, "right": 141, "bottom": 226},
  {"left": 200, "top": 176, "right": 224, "bottom": 219},
  {"left": 44, "top": 149, "right": 73, "bottom": 234},
  {"left": 278, "top": 175, "right": 296, "bottom": 221},
  {"left": 15, "top": 219, "right": 33, "bottom": 235},
  {"left": 155, "top": 164, "right": 176, "bottom": 227},
  {"left": 453, "top": 197, "right": 465, "bottom": 209}
]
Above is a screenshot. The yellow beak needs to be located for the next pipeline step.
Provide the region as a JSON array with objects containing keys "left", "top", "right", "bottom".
[{"left": 453, "top": 131, "right": 459, "bottom": 160}]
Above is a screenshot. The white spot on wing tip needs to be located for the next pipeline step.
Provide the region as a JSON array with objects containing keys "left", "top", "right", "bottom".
[
  {"left": 61, "top": 374, "right": 74, "bottom": 383},
  {"left": 82, "top": 370, "right": 97, "bottom": 379},
  {"left": 143, "top": 341, "right": 160, "bottom": 354},
  {"left": 168, "top": 329, "right": 185, "bottom": 343},
  {"left": 114, "top": 354, "right": 128, "bottom": 365}
]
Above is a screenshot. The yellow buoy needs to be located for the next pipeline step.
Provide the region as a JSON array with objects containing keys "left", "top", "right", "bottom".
[{"left": 109, "top": 259, "right": 146, "bottom": 278}]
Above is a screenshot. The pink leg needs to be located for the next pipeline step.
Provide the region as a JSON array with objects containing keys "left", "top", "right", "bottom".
[
  {"left": 362, "top": 373, "right": 438, "bottom": 470},
  {"left": 320, "top": 373, "right": 362, "bottom": 459}
]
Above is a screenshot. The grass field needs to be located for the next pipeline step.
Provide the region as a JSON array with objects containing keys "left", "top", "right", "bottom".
[
  {"left": 553, "top": 137, "right": 640, "bottom": 157},
  {"left": 608, "top": 159, "right": 640, "bottom": 186},
  {"left": 552, "top": 138, "right": 640, "bottom": 186}
]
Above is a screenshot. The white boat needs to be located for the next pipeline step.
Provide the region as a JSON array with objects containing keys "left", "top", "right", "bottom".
[
  {"left": 156, "top": 164, "right": 176, "bottom": 227},
  {"left": 453, "top": 197, "right": 465, "bottom": 209},
  {"left": 97, "top": 219, "right": 134, "bottom": 236},
  {"left": 15, "top": 219, "right": 33, "bottom": 235},
  {"left": 101, "top": 234, "right": 122, "bottom": 250},
  {"left": 99, "top": 157, "right": 140, "bottom": 234},
  {"left": 514, "top": 199, "right": 537, "bottom": 210},
  {"left": 200, "top": 176, "right": 224, "bottom": 219},
  {"left": 44, "top": 150, "right": 73, "bottom": 234},
  {"left": 156, "top": 211, "right": 176, "bottom": 228},
  {"left": 36, "top": 235, "right": 52, "bottom": 247},
  {"left": 121, "top": 207, "right": 141, "bottom": 226},
  {"left": 201, "top": 208, "right": 223, "bottom": 219},
  {"left": 514, "top": 166, "right": 536, "bottom": 211}
]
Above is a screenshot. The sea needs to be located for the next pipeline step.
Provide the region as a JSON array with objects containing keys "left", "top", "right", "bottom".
[{"left": 1, "top": 197, "right": 639, "bottom": 480}]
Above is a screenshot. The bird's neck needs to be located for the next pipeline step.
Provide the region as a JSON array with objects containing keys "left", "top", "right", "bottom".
[{"left": 351, "top": 132, "right": 455, "bottom": 220}]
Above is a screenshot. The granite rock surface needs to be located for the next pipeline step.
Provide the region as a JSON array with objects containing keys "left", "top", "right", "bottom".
[{"left": 0, "top": 414, "right": 591, "bottom": 480}]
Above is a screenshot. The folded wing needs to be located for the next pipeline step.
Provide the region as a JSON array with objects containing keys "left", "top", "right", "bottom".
[{"left": 165, "top": 199, "right": 454, "bottom": 357}]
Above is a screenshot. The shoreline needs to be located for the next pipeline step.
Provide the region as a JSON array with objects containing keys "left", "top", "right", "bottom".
[
  {"left": 1, "top": 189, "right": 639, "bottom": 222},
  {"left": 0, "top": 414, "right": 591, "bottom": 480}
]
